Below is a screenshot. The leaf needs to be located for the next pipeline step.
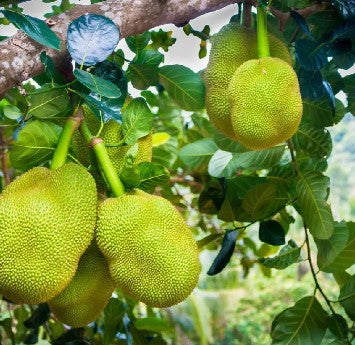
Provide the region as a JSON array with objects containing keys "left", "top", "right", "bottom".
[
  {"left": 327, "top": 314, "right": 349, "bottom": 341},
  {"left": 122, "top": 98, "right": 154, "bottom": 145},
  {"left": 67, "top": 14, "right": 120, "bottom": 66},
  {"left": 103, "top": 298, "right": 125, "bottom": 345},
  {"left": 292, "top": 122, "right": 332, "bottom": 158},
  {"left": 149, "top": 29, "right": 176, "bottom": 52},
  {"left": 295, "top": 38, "right": 329, "bottom": 71},
  {"left": 73, "top": 69, "right": 121, "bottom": 98},
  {"left": 259, "top": 220, "right": 285, "bottom": 246},
  {"left": 3, "top": 105, "right": 22, "bottom": 120},
  {"left": 290, "top": 9, "right": 313, "bottom": 39},
  {"left": 207, "top": 230, "right": 237, "bottom": 276},
  {"left": 10, "top": 120, "right": 62, "bottom": 171},
  {"left": 134, "top": 318, "right": 172, "bottom": 333},
  {"left": 0, "top": 318, "right": 15, "bottom": 344},
  {"left": 298, "top": 69, "right": 327, "bottom": 100},
  {"left": 152, "top": 132, "right": 171, "bottom": 147},
  {"left": 137, "top": 162, "right": 170, "bottom": 193},
  {"left": 196, "top": 233, "right": 223, "bottom": 249},
  {"left": 179, "top": 138, "right": 218, "bottom": 170},
  {"left": 40, "top": 51, "right": 65, "bottom": 84},
  {"left": 302, "top": 98, "right": 335, "bottom": 127},
  {"left": 316, "top": 221, "right": 355, "bottom": 272},
  {"left": 339, "top": 275, "right": 355, "bottom": 320},
  {"left": 271, "top": 296, "right": 328, "bottom": 345},
  {"left": 27, "top": 84, "right": 70, "bottom": 118},
  {"left": 208, "top": 146, "right": 285, "bottom": 178},
  {"left": 294, "top": 171, "right": 334, "bottom": 239},
  {"left": 329, "top": 19, "right": 355, "bottom": 41},
  {"left": 126, "top": 32, "right": 151, "bottom": 54},
  {"left": 23, "top": 304, "right": 50, "bottom": 329},
  {"left": 1, "top": 10, "right": 60, "bottom": 50},
  {"left": 260, "top": 240, "right": 300, "bottom": 269},
  {"left": 213, "top": 131, "right": 248, "bottom": 153},
  {"left": 159, "top": 65, "right": 205, "bottom": 111},
  {"left": 331, "top": 0, "right": 355, "bottom": 19}
]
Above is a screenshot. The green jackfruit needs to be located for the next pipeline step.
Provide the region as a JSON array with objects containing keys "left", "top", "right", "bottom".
[
  {"left": 228, "top": 57, "right": 302, "bottom": 150},
  {"left": 48, "top": 241, "right": 115, "bottom": 327},
  {"left": 96, "top": 190, "right": 201, "bottom": 308},
  {"left": 0, "top": 163, "right": 97, "bottom": 304},
  {"left": 205, "top": 23, "right": 292, "bottom": 139},
  {"left": 72, "top": 106, "right": 152, "bottom": 173}
]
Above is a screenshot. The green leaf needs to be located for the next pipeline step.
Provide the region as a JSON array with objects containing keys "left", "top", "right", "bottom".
[
  {"left": 1, "top": 10, "right": 60, "bottom": 50},
  {"left": 260, "top": 240, "right": 300, "bottom": 269},
  {"left": 73, "top": 69, "right": 121, "bottom": 98},
  {"left": 3, "top": 105, "right": 22, "bottom": 120},
  {"left": 316, "top": 221, "right": 355, "bottom": 272},
  {"left": 126, "top": 32, "right": 151, "bottom": 54},
  {"left": 339, "top": 275, "right": 355, "bottom": 321},
  {"left": 271, "top": 296, "right": 328, "bottom": 345},
  {"left": 27, "top": 84, "right": 70, "bottom": 119},
  {"left": 327, "top": 314, "right": 349, "bottom": 341},
  {"left": 295, "top": 171, "right": 334, "bottom": 239},
  {"left": 40, "top": 51, "right": 65, "bottom": 84},
  {"left": 207, "top": 230, "right": 237, "bottom": 276},
  {"left": 295, "top": 38, "right": 328, "bottom": 71},
  {"left": 259, "top": 220, "right": 285, "bottom": 246},
  {"left": 208, "top": 145, "right": 285, "bottom": 178},
  {"left": 103, "top": 298, "right": 125, "bottom": 345},
  {"left": 137, "top": 162, "right": 170, "bottom": 193},
  {"left": 196, "top": 233, "right": 223, "bottom": 249},
  {"left": 134, "top": 317, "right": 172, "bottom": 333},
  {"left": 213, "top": 131, "right": 247, "bottom": 152},
  {"left": 0, "top": 318, "right": 15, "bottom": 345},
  {"left": 149, "top": 29, "right": 176, "bottom": 51},
  {"left": 159, "top": 65, "right": 205, "bottom": 111},
  {"left": 10, "top": 120, "right": 62, "bottom": 171},
  {"left": 122, "top": 98, "right": 154, "bottom": 145},
  {"left": 292, "top": 123, "right": 332, "bottom": 158},
  {"left": 179, "top": 138, "right": 218, "bottom": 170}
]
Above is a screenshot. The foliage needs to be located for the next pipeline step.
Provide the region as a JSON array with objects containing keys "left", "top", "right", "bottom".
[{"left": 0, "top": 0, "right": 354, "bottom": 344}]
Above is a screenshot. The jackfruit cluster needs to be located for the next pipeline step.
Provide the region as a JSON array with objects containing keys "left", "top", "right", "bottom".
[
  {"left": 205, "top": 23, "right": 302, "bottom": 149},
  {"left": 96, "top": 189, "right": 201, "bottom": 308}
]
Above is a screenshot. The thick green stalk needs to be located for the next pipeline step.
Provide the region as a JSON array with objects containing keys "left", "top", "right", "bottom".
[
  {"left": 80, "top": 119, "right": 125, "bottom": 197},
  {"left": 257, "top": 5, "right": 270, "bottom": 58},
  {"left": 50, "top": 108, "right": 83, "bottom": 170}
]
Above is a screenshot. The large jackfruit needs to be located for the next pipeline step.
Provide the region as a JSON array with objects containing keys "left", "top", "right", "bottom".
[
  {"left": 0, "top": 163, "right": 97, "bottom": 304},
  {"left": 96, "top": 190, "right": 201, "bottom": 308},
  {"left": 228, "top": 57, "right": 302, "bottom": 150},
  {"left": 48, "top": 241, "right": 115, "bottom": 327},
  {"left": 205, "top": 23, "right": 292, "bottom": 139},
  {"left": 72, "top": 106, "right": 152, "bottom": 174}
]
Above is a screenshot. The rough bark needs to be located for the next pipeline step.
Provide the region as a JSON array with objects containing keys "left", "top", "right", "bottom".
[{"left": 0, "top": 0, "right": 235, "bottom": 97}]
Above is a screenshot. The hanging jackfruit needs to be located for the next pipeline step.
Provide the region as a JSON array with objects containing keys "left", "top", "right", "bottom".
[
  {"left": 48, "top": 241, "right": 115, "bottom": 327},
  {"left": 228, "top": 57, "right": 302, "bottom": 150},
  {"left": 204, "top": 23, "right": 292, "bottom": 139},
  {"left": 96, "top": 189, "right": 201, "bottom": 308},
  {"left": 0, "top": 163, "right": 97, "bottom": 304}
]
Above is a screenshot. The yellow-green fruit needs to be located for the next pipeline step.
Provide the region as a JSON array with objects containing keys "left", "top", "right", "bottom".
[
  {"left": 205, "top": 23, "right": 292, "bottom": 139},
  {"left": 0, "top": 163, "right": 97, "bottom": 304},
  {"left": 48, "top": 241, "right": 115, "bottom": 327},
  {"left": 228, "top": 57, "right": 303, "bottom": 150},
  {"left": 96, "top": 190, "right": 201, "bottom": 308}
]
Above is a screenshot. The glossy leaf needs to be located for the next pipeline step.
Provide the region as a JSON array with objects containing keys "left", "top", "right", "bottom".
[
  {"left": 67, "top": 14, "right": 119, "bottom": 66},
  {"left": 3, "top": 105, "right": 22, "bottom": 120},
  {"left": 331, "top": 0, "right": 355, "bottom": 19},
  {"left": 327, "top": 314, "right": 349, "bottom": 341},
  {"left": 74, "top": 69, "right": 121, "bottom": 98},
  {"left": 137, "top": 162, "right": 170, "bottom": 193},
  {"left": 271, "top": 296, "right": 328, "bottom": 345},
  {"left": 10, "top": 120, "right": 61, "bottom": 171},
  {"left": 290, "top": 9, "right": 313, "bottom": 39},
  {"left": 339, "top": 275, "right": 355, "bottom": 320},
  {"left": 103, "top": 298, "right": 125, "bottom": 345},
  {"left": 1, "top": 10, "right": 60, "bottom": 50},
  {"left": 207, "top": 230, "right": 237, "bottom": 275},
  {"left": 259, "top": 220, "right": 286, "bottom": 246},
  {"left": 159, "top": 65, "right": 205, "bottom": 111},
  {"left": 260, "top": 240, "right": 300, "bottom": 269},
  {"left": 295, "top": 39, "right": 328, "bottom": 71},
  {"left": 134, "top": 317, "right": 172, "bottom": 333},
  {"left": 196, "top": 233, "right": 223, "bottom": 249},
  {"left": 294, "top": 171, "right": 334, "bottom": 239},
  {"left": 126, "top": 32, "right": 151, "bottom": 53}
]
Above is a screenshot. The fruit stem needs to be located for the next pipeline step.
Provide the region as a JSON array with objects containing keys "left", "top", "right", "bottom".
[
  {"left": 241, "top": 1, "right": 253, "bottom": 28},
  {"left": 80, "top": 119, "right": 125, "bottom": 197},
  {"left": 50, "top": 108, "right": 83, "bottom": 170},
  {"left": 257, "top": 5, "right": 270, "bottom": 58}
]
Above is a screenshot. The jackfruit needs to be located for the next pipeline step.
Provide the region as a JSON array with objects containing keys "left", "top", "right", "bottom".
[
  {"left": 96, "top": 189, "right": 201, "bottom": 307},
  {"left": 72, "top": 106, "right": 152, "bottom": 173},
  {"left": 48, "top": 241, "right": 115, "bottom": 327},
  {"left": 228, "top": 57, "right": 302, "bottom": 150},
  {"left": 0, "top": 163, "right": 97, "bottom": 304},
  {"left": 205, "top": 23, "right": 292, "bottom": 139}
]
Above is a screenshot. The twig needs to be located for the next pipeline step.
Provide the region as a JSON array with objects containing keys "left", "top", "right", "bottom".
[
  {"left": 170, "top": 176, "right": 204, "bottom": 190},
  {"left": 0, "top": 129, "right": 10, "bottom": 186},
  {"left": 287, "top": 139, "right": 299, "bottom": 176}
]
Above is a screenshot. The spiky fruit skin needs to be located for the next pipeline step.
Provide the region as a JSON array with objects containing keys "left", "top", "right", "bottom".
[
  {"left": 0, "top": 164, "right": 97, "bottom": 304},
  {"left": 205, "top": 23, "right": 292, "bottom": 139},
  {"left": 48, "top": 241, "right": 115, "bottom": 327},
  {"left": 228, "top": 57, "right": 303, "bottom": 150},
  {"left": 96, "top": 190, "right": 201, "bottom": 308}
]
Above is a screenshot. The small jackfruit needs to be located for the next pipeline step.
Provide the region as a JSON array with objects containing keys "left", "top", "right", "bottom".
[
  {"left": 205, "top": 23, "right": 292, "bottom": 139},
  {"left": 48, "top": 241, "right": 115, "bottom": 327},
  {"left": 228, "top": 57, "right": 303, "bottom": 150},
  {"left": 0, "top": 163, "right": 97, "bottom": 304},
  {"left": 96, "top": 190, "right": 201, "bottom": 308}
]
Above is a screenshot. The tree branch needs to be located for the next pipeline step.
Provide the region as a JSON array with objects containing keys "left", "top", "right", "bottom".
[{"left": 0, "top": 0, "right": 236, "bottom": 97}]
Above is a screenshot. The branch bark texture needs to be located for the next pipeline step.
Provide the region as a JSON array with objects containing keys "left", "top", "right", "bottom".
[{"left": 0, "top": 0, "right": 235, "bottom": 97}]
